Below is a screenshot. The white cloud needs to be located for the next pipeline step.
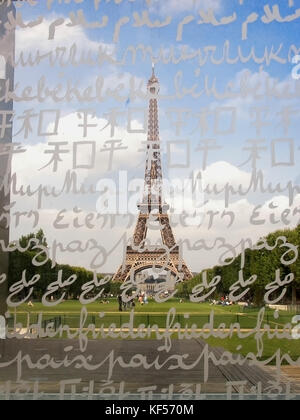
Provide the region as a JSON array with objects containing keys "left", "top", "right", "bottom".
[
  {"left": 202, "top": 161, "right": 251, "bottom": 189},
  {"left": 162, "top": 162, "right": 251, "bottom": 218},
  {"left": 15, "top": 16, "right": 114, "bottom": 54},
  {"left": 213, "top": 68, "right": 300, "bottom": 121},
  {"left": 9, "top": 207, "right": 128, "bottom": 272},
  {"left": 175, "top": 193, "right": 300, "bottom": 271},
  {"left": 10, "top": 145, "right": 300, "bottom": 272},
  {"left": 12, "top": 111, "right": 146, "bottom": 190},
  {"left": 99, "top": 68, "right": 146, "bottom": 96},
  {"left": 150, "top": 0, "right": 221, "bottom": 16}
]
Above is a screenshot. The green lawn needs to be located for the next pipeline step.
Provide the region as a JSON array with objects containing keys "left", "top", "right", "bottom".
[
  {"left": 8, "top": 298, "right": 297, "bottom": 329},
  {"left": 7, "top": 299, "right": 300, "bottom": 362},
  {"left": 13, "top": 298, "right": 244, "bottom": 314}
]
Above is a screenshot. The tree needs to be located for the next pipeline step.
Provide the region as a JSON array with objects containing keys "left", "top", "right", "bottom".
[
  {"left": 178, "top": 224, "right": 300, "bottom": 307},
  {"left": 19, "top": 229, "right": 48, "bottom": 251}
]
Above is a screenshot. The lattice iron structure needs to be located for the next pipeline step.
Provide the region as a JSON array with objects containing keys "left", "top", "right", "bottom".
[{"left": 113, "top": 66, "right": 193, "bottom": 283}]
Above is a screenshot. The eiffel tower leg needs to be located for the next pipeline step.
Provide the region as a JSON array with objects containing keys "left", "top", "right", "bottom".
[
  {"left": 113, "top": 213, "right": 148, "bottom": 282},
  {"left": 113, "top": 263, "right": 132, "bottom": 282},
  {"left": 176, "top": 261, "right": 193, "bottom": 281},
  {"left": 159, "top": 214, "right": 176, "bottom": 248},
  {"left": 133, "top": 213, "right": 148, "bottom": 246},
  {"left": 167, "top": 254, "right": 193, "bottom": 281},
  {"left": 112, "top": 246, "right": 140, "bottom": 282}
]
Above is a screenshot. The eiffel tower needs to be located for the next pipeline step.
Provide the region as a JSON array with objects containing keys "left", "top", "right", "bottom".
[{"left": 113, "top": 65, "right": 193, "bottom": 283}]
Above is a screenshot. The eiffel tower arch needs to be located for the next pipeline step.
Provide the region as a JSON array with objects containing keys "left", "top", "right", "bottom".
[{"left": 113, "top": 66, "right": 193, "bottom": 283}]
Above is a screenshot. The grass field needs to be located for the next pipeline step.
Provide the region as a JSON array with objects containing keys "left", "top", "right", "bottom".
[
  {"left": 12, "top": 298, "right": 248, "bottom": 314},
  {"left": 10, "top": 298, "right": 297, "bottom": 328},
  {"left": 7, "top": 299, "right": 300, "bottom": 362}
]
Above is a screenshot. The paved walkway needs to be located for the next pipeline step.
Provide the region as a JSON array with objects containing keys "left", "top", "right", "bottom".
[
  {"left": 274, "top": 366, "right": 300, "bottom": 394},
  {"left": 0, "top": 338, "right": 299, "bottom": 399}
]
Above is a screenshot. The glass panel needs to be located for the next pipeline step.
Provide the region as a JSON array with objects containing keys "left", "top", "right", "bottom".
[
  {"left": 0, "top": 0, "right": 300, "bottom": 403},
  {"left": 0, "top": 55, "right": 5, "bottom": 79}
]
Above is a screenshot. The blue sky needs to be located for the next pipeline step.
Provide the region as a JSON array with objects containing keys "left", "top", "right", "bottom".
[{"left": 4, "top": 0, "right": 300, "bottom": 273}]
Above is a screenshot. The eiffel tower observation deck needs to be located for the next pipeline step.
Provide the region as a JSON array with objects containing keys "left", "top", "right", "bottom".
[{"left": 113, "top": 66, "right": 193, "bottom": 283}]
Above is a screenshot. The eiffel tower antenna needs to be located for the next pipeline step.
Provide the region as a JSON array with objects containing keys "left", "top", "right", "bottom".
[{"left": 113, "top": 67, "right": 193, "bottom": 283}]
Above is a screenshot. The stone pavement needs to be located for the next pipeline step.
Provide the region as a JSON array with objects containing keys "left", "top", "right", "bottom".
[{"left": 0, "top": 338, "right": 299, "bottom": 399}]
